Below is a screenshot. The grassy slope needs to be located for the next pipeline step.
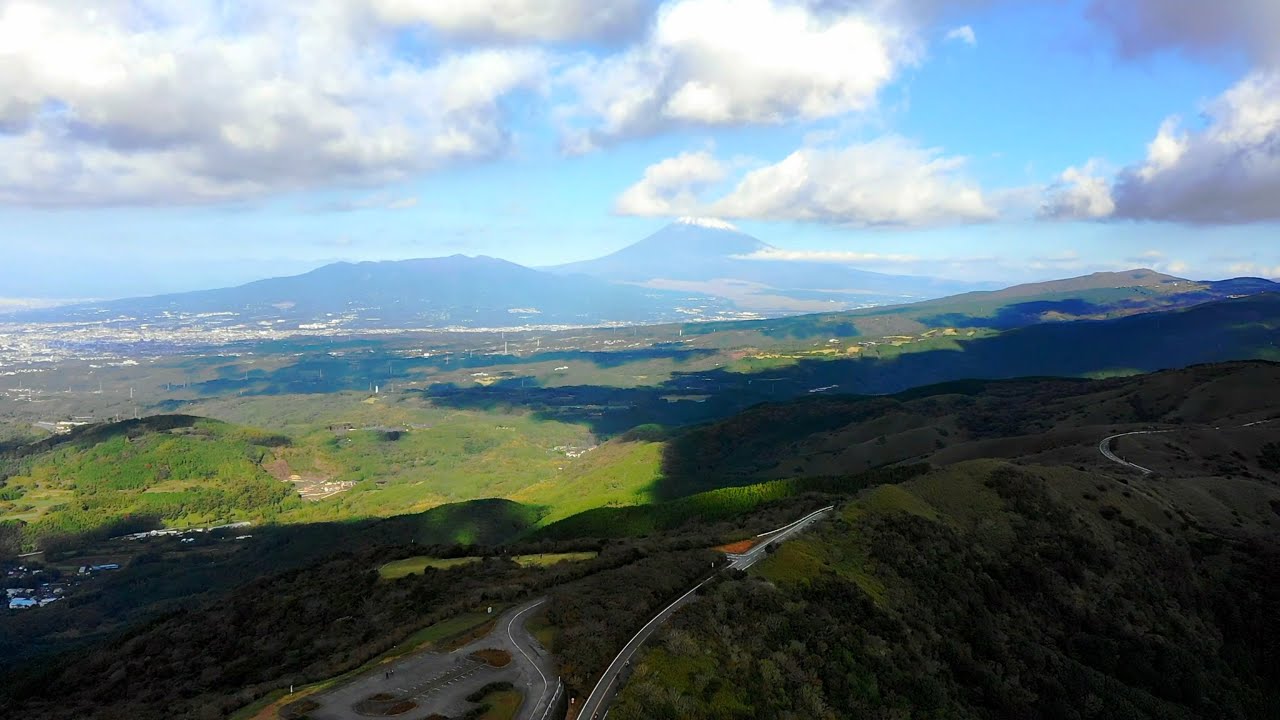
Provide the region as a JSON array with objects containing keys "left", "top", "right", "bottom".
[
  {"left": 378, "top": 551, "right": 597, "bottom": 579},
  {"left": 187, "top": 393, "right": 597, "bottom": 521},
  {"left": 0, "top": 416, "right": 298, "bottom": 546},
  {"left": 511, "top": 439, "right": 663, "bottom": 523},
  {"left": 533, "top": 466, "right": 928, "bottom": 541}
]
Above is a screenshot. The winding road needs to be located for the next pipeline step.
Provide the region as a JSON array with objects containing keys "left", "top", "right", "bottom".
[
  {"left": 574, "top": 505, "right": 834, "bottom": 720},
  {"left": 1099, "top": 418, "right": 1278, "bottom": 474},
  {"left": 1098, "top": 430, "right": 1173, "bottom": 474}
]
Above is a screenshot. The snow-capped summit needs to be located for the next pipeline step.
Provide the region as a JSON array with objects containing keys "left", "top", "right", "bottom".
[{"left": 675, "top": 216, "right": 738, "bottom": 231}]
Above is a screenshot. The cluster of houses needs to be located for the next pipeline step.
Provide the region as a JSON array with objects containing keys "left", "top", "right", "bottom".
[
  {"left": 5, "top": 566, "right": 68, "bottom": 610},
  {"left": 7, "top": 588, "right": 61, "bottom": 610},
  {"left": 4, "top": 562, "right": 122, "bottom": 611},
  {"left": 115, "top": 521, "right": 251, "bottom": 542}
]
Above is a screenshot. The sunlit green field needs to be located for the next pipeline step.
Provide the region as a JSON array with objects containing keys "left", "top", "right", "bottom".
[{"left": 378, "top": 551, "right": 598, "bottom": 579}]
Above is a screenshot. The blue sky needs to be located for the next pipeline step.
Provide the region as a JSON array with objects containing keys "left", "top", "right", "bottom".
[{"left": 1, "top": 0, "right": 1279, "bottom": 299}]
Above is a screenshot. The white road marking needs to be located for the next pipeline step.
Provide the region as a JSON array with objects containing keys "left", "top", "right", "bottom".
[
  {"left": 507, "top": 598, "right": 551, "bottom": 720},
  {"left": 1099, "top": 418, "right": 1278, "bottom": 474}
]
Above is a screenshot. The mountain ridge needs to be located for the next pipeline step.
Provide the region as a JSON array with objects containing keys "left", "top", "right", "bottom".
[
  {"left": 11, "top": 253, "right": 740, "bottom": 329},
  {"left": 551, "top": 220, "right": 988, "bottom": 310}
]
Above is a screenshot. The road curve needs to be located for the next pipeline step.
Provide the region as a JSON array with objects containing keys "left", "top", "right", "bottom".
[
  {"left": 1098, "top": 430, "right": 1172, "bottom": 474},
  {"left": 307, "top": 597, "right": 556, "bottom": 720},
  {"left": 507, "top": 599, "right": 552, "bottom": 720},
  {"left": 574, "top": 506, "right": 834, "bottom": 720},
  {"left": 1098, "top": 417, "right": 1279, "bottom": 475}
]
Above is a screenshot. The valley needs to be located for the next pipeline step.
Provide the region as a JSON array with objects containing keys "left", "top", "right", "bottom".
[
  {"left": 1, "top": 267, "right": 1278, "bottom": 720},
  {"left": 9, "top": 5, "right": 1280, "bottom": 718}
]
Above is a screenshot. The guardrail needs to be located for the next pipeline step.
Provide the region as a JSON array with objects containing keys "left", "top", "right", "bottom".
[{"left": 539, "top": 678, "right": 563, "bottom": 720}]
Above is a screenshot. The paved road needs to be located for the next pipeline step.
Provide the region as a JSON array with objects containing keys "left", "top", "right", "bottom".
[
  {"left": 574, "top": 506, "right": 834, "bottom": 720},
  {"left": 726, "top": 505, "right": 834, "bottom": 571},
  {"left": 1098, "top": 430, "right": 1173, "bottom": 474},
  {"left": 307, "top": 597, "right": 558, "bottom": 720},
  {"left": 1099, "top": 418, "right": 1278, "bottom": 475},
  {"left": 505, "top": 598, "right": 564, "bottom": 720}
]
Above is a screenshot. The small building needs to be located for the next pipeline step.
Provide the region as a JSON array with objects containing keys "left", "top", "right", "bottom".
[{"left": 8, "top": 598, "right": 37, "bottom": 610}]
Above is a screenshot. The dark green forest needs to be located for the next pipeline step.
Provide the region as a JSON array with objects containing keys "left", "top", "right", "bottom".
[{"left": 609, "top": 465, "right": 1280, "bottom": 719}]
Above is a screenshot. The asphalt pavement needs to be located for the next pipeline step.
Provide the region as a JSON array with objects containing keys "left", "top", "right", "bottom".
[
  {"left": 1098, "top": 417, "right": 1279, "bottom": 474},
  {"left": 575, "top": 505, "right": 834, "bottom": 720},
  {"left": 305, "top": 597, "right": 557, "bottom": 720}
]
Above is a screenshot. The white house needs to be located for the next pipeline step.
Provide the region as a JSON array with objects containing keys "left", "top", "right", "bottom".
[{"left": 8, "top": 598, "right": 37, "bottom": 610}]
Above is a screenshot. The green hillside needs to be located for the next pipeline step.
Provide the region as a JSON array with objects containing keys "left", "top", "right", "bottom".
[
  {"left": 0, "top": 416, "right": 299, "bottom": 549},
  {"left": 533, "top": 465, "right": 928, "bottom": 541}
]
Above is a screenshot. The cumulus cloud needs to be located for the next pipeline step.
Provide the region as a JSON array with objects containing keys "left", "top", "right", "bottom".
[
  {"left": 618, "top": 136, "right": 995, "bottom": 226},
  {"left": 1110, "top": 71, "right": 1280, "bottom": 223},
  {"left": 1040, "top": 160, "right": 1115, "bottom": 220},
  {"left": 369, "top": 0, "right": 649, "bottom": 43},
  {"left": 614, "top": 150, "right": 727, "bottom": 216},
  {"left": 945, "top": 25, "right": 976, "bottom": 46},
  {"left": 562, "top": 0, "right": 918, "bottom": 150},
  {"left": 1087, "top": 0, "right": 1280, "bottom": 67},
  {"left": 0, "top": 1, "right": 546, "bottom": 206},
  {"left": 1078, "top": 1, "right": 1280, "bottom": 224},
  {"left": 713, "top": 137, "right": 994, "bottom": 226}
]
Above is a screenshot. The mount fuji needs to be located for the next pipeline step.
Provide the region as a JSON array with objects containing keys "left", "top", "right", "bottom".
[{"left": 550, "top": 218, "right": 989, "bottom": 312}]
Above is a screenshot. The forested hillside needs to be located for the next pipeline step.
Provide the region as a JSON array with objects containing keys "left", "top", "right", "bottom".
[
  {"left": 0, "top": 416, "right": 297, "bottom": 551},
  {"left": 612, "top": 461, "right": 1280, "bottom": 719}
]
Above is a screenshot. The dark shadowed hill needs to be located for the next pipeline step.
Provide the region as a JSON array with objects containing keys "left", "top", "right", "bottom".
[
  {"left": 658, "top": 360, "right": 1280, "bottom": 496},
  {"left": 423, "top": 294, "right": 1280, "bottom": 436},
  {"left": 683, "top": 270, "right": 1280, "bottom": 339}
]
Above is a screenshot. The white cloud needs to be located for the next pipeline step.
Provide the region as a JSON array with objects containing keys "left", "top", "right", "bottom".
[
  {"left": 734, "top": 248, "right": 921, "bottom": 264},
  {"left": 562, "top": 0, "right": 917, "bottom": 149},
  {"left": 1110, "top": 70, "right": 1280, "bottom": 223},
  {"left": 0, "top": 1, "right": 546, "bottom": 206},
  {"left": 1227, "top": 262, "right": 1280, "bottom": 278},
  {"left": 614, "top": 150, "right": 727, "bottom": 216},
  {"left": 617, "top": 136, "right": 995, "bottom": 226},
  {"left": 1040, "top": 159, "right": 1115, "bottom": 220},
  {"left": 1138, "top": 118, "right": 1188, "bottom": 180},
  {"left": 945, "top": 25, "right": 976, "bottom": 46},
  {"left": 712, "top": 137, "right": 994, "bottom": 226},
  {"left": 369, "top": 0, "right": 649, "bottom": 43}
]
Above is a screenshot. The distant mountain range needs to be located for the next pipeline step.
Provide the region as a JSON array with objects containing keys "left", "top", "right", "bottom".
[
  {"left": 13, "top": 254, "right": 745, "bottom": 330},
  {"left": 14, "top": 219, "right": 1276, "bottom": 335},
  {"left": 552, "top": 217, "right": 993, "bottom": 312},
  {"left": 11, "top": 219, "right": 994, "bottom": 331}
]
